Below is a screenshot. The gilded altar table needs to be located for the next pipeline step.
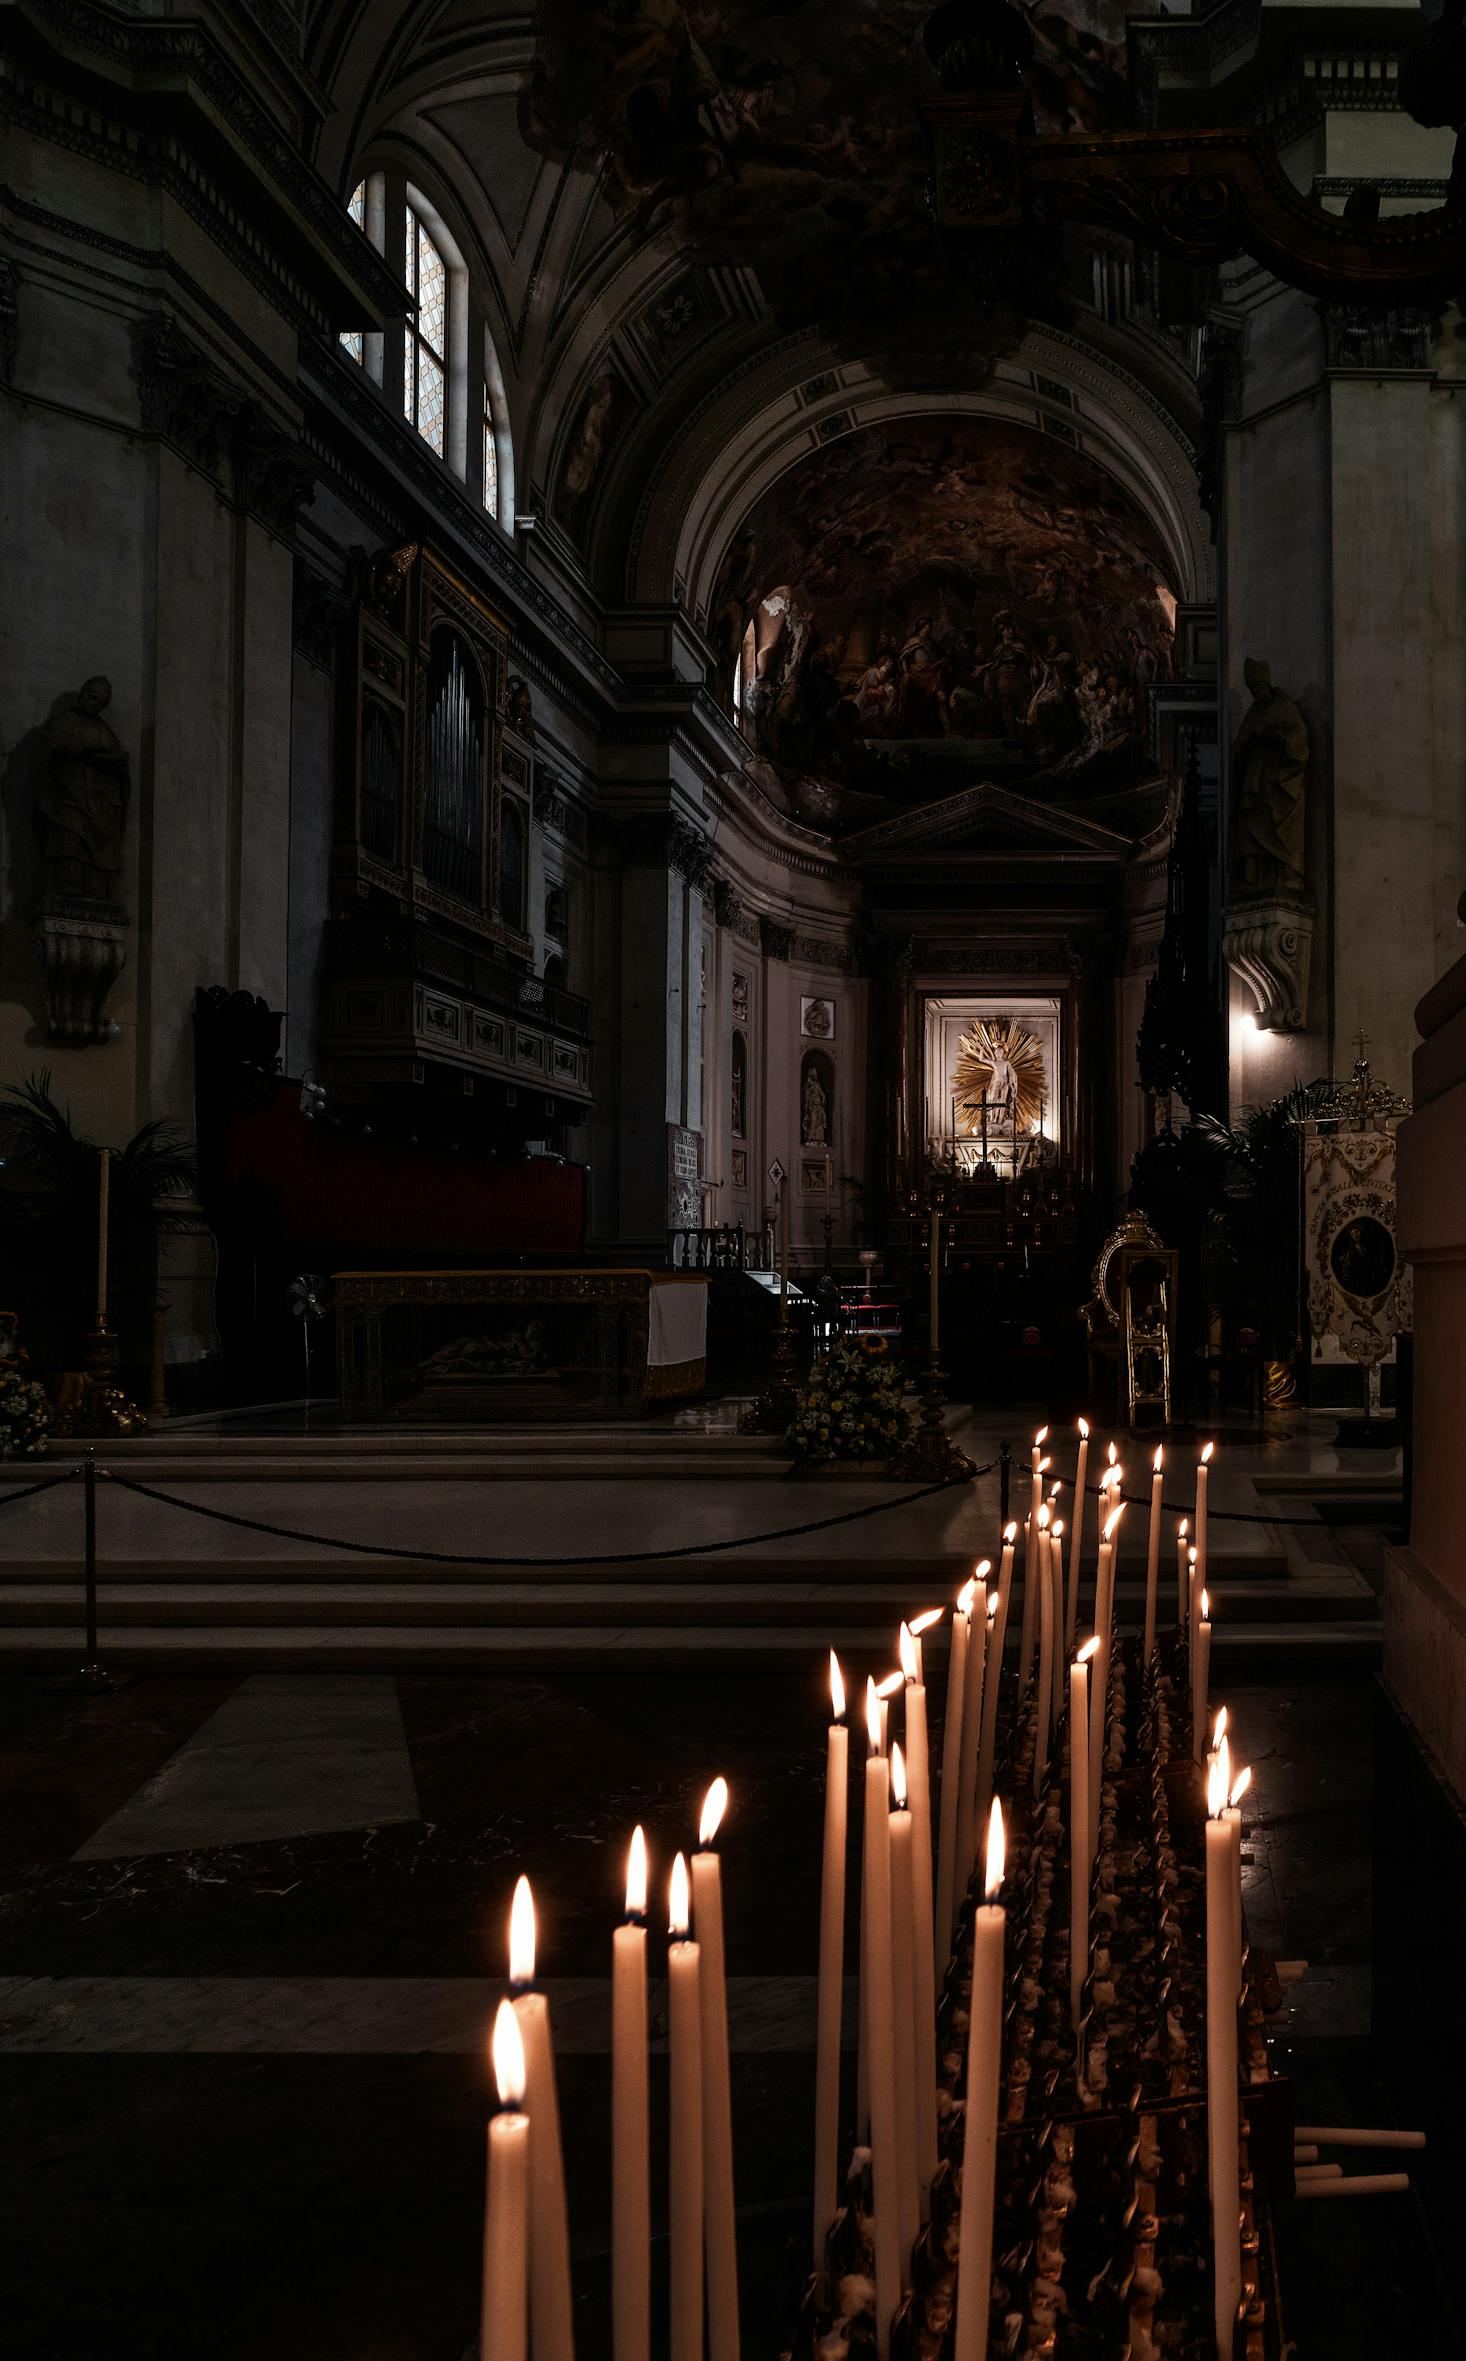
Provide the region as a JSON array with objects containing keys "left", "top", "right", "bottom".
[{"left": 334, "top": 1268, "right": 709, "bottom": 1419}]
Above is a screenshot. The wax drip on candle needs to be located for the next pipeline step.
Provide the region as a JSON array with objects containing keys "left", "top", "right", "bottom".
[
  {"left": 698, "top": 1777, "right": 729, "bottom": 1849},
  {"left": 625, "top": 1826, "right": 648, "bottom": 1925},
  {"left": 492, "top": 1997, "right": 527, "bottom": 2109},
  {"left": 509, "top": 1874, "right": 536, "bottom": 1991},
  {"left": 829, "top": 1650, "right": 846, "bottom": 1722}
]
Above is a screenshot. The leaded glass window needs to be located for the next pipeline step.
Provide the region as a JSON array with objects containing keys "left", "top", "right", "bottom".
[
  {"left": 483, "top": 381, "right": 498, "bottom": 517},
  {"left": 404, "top": 203, "right": 447, "bottom": 458},
  {"left": 340, "top": 181, "right": 367, "bottom": 365}
]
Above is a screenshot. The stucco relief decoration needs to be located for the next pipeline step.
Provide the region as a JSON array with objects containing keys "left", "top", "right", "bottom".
[
  {"left": 523, "top": 0, "right": 1132, "bottom": 380},
  {"left": 708, "top": 417, "right": 1175, "bottom": 833},
  {"left": 1223, "top": 656, "right": 1314, "bottom": 1032},
  {"left": 27, "top": 678, "right": 131, "bottom": 1046},
  {"left": 731, "top": 971, "right": 750, "bottom": 1023},
  {"left": 1304, "top": 1130, "right": 1411, "bottom": 1369},
  {"left": 801, "top": 997, "right": 834, "bottom": 1039}
]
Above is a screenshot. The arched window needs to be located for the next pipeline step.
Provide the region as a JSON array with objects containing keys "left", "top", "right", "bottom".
[
  {"left": 404, "top": 200, "right": 448, "bottom": 457},
  {"left": 340, "top": 181, "right": 367, "bottom": 365},
  {"left": 483, "top": 327, "right": 514, "bottom": 528}
]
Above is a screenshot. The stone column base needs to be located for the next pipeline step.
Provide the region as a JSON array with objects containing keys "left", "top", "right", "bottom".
[{"left": 1383, "top": 1541, "right": 1466, "bottom": 1810}]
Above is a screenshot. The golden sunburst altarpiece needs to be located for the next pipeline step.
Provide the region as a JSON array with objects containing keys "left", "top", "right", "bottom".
[{"left": 953, "top": 1017, "right": 1048, "bottom": 1137}]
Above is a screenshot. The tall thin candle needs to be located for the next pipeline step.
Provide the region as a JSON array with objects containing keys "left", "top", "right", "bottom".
[
  {"left": 862, "top": 1681, "right": 900, "bottom": 2358},
  {"left": 1066, "top": 1418, "right": 1089, "bottom": 1646},
  {"left": 483, "top": 2000, "right": 531, "bottom": 2361},
  {"left": 667, "top": 1855, "right": 704, "bottom": 2361},
  {"left": 1192, "top": 1591, "right": 1212, "bottom": 1766},
  {"left": 898, "top": 1622, "right": 940, "bottom": 2209},
  {"left": 508, "top": 1879, "right": 575, "bottom": 2361},
  {"left": 1143, "top": 1447, "right": 1164, "bottom": 1662},
  {"left": 779, "top": 1175, "right": 790, "bottom": 1313},
  {"left": 1176, "top": 1517, "right": 1190, "bottom": 1630},
  {"left": 952, "top": 1573, "right": 989, "bottom": 1926},
  {"left": 1034, "top": 1507, "right": 1054, "bottom": 1794},
  {"left": 952, "top": 1805, "right": 1006, "bottom": 2361},
  {"left": 1019, "top": 1428, "right": 1047, "bottom": 1693},
  {"left": 95, "top": 1146, "right": 110, "bottom": 1329},
  {"left": 929, "top": 1210, "right": 942, "bottom": 1355},
  {"left": 612, "top": 1830, "right": 651, "bottom": 2361},
  {"left": 1195, "top": 1441, "right": 1214, "bottom": 1596},
  {"left": 1048, "top": 1518, "right": 1065, "bottom": 1735},
  {"left": 1205, "top": 1752, "right": 1243, "bottom": 2357},
  {"left": 691, "top": 1779, "right": 739, "bottom": 2361},
  {"left": 975, "top": 1528, "right": 1015, "bottom": 1838},
  {"left": 934, "top": 1580, "right": 974, "bottom": 1968},
  {"left": 887, "top": 1744, "right": 920, "bottom": 2274},
  {"left": 813, "top": 1655, "right": 849, "bottom": 2264},
  {"left": 1069, "top": 1641, "right": 1099, "bottom": 2039}
]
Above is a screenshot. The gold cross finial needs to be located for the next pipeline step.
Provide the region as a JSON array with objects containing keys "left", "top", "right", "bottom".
[{"left": 1352, "top": 1028, "right": 1370, "bottom": 1068}]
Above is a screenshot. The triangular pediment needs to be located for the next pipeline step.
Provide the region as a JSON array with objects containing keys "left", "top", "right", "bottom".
[{"left": 840, "top": 780, "right": 1133, "bottom": 861}]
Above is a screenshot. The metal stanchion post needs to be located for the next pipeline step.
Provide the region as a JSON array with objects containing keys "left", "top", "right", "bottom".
[
  {"left": 64, "top": 1451, "right": 124, "bottom": 1690},
  {"left": 999, "top": 1439, "right": 1012, "bottom": 1531}
]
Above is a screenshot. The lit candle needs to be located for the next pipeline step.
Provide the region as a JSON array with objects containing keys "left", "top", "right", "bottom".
[
  {"left": 1069, "top": 1641, "right": 1100, "bottom": 2038},
  {"left": 1066, "top": 1418, "right": 1090, "bottom": 1647},
  {"left": 975, "top": 1529, "right": 1015, "bottom": 1838},
  {"left": 779, "top": 1174, "right": 790, "bottom": 1313},
  {"left": 862, "top": 1679, "right": 901, "bottom": 2357},
  {"left": 1205, "top": 1749, "right": 1243, "bottom": 2357},
  {"left": 1192, "top": 1589, "right": 1212, "bottom": 1767},
  {"left": 1019, "top": 1428, "right": 1048, "bottom": 1693},
  {"left": 1143, "top": 1446, "right": 1164, "bottom": 1663},
  {"left": 508, "top": 1879, "right": 574, "bottom": 2361},
  {"left": 1226, "top": 1758, "right": 1251, "bottom": 2006},
  {"left": 483, "top": 1999, "right": 531, "bottom": 2361},
  {"left": 1196, "top": 1440, "right": 1213, "bottom": 1595},
  {"left": 1088, "top": 1506, "right": 1124, "bottom": 1854},
  {"left": 1176, "top": 1516, "right": 1190, "bottom": 1630},
  {"left": 667, "top": 1854, "right": 704, "bottom": 2361},
  {"left": 95, "top": 1145, "right": 110, "bottom": 1330},
  {"left": 899, "top": 1620, "right": 940, "bottom": 2210},
  {"left": 691, "top": 1779, "right": 739, "bottom": 2361},
  {"left": 929, "top": 1211, "right": 942, "bottom": 1355},
  {"left": 1034, "top": 1506, "right": 1054, "bottom": 1794},
  {"left": 612, "top": 1829, "right": 651, "bottom": 2361},
  {"left": 814, "top": 1655, "right": 848, "bottom": 2265},
  {"left": 887, "top": 1742, "right": 920, "bottom": 2274},
  {"left": 1048, "top": 1517, "right": 1065, "bottom": 1735},
  {"left": 934, "top": 1579, "right": 974, "bottom": 1967},
  {"left": 952, "top": 1572, "right": 989, "bottom": 1931},
  {"left": 952, "top": 1804, "right": 1006, "bottom": 2361}
]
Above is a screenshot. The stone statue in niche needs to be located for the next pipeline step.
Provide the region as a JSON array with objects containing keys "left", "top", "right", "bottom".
[
  {"left": 1231, "top": 657, "right": 1308, "bottom": 896},
  {"left": 801, "top": 1062, "right": 829, "bottom": 1147},
  {"left": 37, "top": 678, "right": 130, "bottom": 904}
]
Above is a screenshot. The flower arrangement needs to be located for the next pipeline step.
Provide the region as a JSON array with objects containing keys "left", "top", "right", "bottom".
[
  {"left": 0, "top": 1367, "right": 51, "bottom": 1457},
  {"left": 787, "top": 1334, "right": 914, "bottom": 1465}
]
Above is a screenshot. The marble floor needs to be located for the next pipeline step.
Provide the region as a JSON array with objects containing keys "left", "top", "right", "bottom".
[{"left": 0, "top": 1626, "right": 1456, "bottom": 2358}]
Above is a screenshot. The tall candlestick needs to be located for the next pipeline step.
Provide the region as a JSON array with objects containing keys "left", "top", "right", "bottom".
[
  {"left": 888, "top": 1746, "right": 920, "bottom": 2275},
  {"left": 929, "top": 1211, "right": 941, "bottom": 1355},
  {"left": 1195, "top": 1441, "right": 1213, "bottom": 1596},
  {"left": 1034, "top": 1508, "right": 1054, "bottom": 1795},
  {"left": 667, "top": 1855, "right": 704, "bottom": 2361},
  {"left": 1205, "top": 1755, "right": 1243, "bottom": 2357},
  {"left": 952, "top": 1805, "right": 1006, "bottom": 2361},
  {"left": 484, "top": 2000, "right": 531, "bottom": 2361},
  {"left": 1143, "top": 1447, "right": 1164, "bottom": 1663},
  {"left": 508, "top": 1879, "right": 575, "bottom": 2361},
  {"left": 1192, "top": 1591, "right": 1212, "bottom": 1766},
  {"left": 691, "top": 1780, "right": 739, "bottom": 2361},
  {"left": 862, "top": 1682, "right": 900, "bottom": 2358},
  {"left": 1176, "top": 1517, "right": 1190, "bottom": 1630},
  {"left": 952, "top": 1575, "right": 989, "bottom": 1923},
  {"left": 934, "top": 1581, "right": 972, "bottom": 1968},
  {"left": 814, "top": 1655, "right": 849, "bottom": 2263},
  {"left": 612, "top": 1830, "right": 651, "bottom": 2361},
  {"left": 899, "top": 1625, "right": 939, "bottom": 2210},
  {"left": 1018, "top": 1429, "right": 1047, "bottom": 1694},
  {"left": 1066, "top": 1419, "right": 1089, "bottom": 1647},
  {"left": 779, "top": 1175, "right": 790, "bottom": 1314},
  {"left": 95, "top": 1145, "right": 110, "bottom": 1329},
  {"left": 1069, "top": 1644, "right": 1098, "bottom": 2038},
  {"left": 1048, "top": 1518, "right": 1066, "bottom": 1736},
  {"left": 975, "top": 1528, "right": 1015, "bottom": 1838}
]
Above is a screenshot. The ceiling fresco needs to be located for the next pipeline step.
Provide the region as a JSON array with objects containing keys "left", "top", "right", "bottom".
[
  {"left": 708, "top": 416, "right": 1176, "bottom": 834},
  {"left": 523, "top": 0, "right": 1134, "bottom": 377}
]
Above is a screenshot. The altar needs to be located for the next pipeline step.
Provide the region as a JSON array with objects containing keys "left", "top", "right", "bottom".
[{"left": 334, "top": 1268, "right": 709, "bottom": 1418}]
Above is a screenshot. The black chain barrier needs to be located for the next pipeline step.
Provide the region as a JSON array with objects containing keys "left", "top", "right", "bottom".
[{"left": 0, "top": 1470, "right": 78, "bottom": 1510}]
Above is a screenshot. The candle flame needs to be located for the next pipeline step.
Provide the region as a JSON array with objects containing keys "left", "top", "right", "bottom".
[
  {"left": 1003, "top": 1522, "right": 1017, "bottom": 1545},
  {"left": 1038, "top": 1456, "right": 1051, "bottom": 1474},
  {"left": 1217, "top": 1732, "right": 1231, "bottom": 1799},
  {"left": 509, "top": 1875, "right": 536, "bottom": 1984},
  {"left": 976, "top": 1557, "right": 992, "bottom": 1582},
  {"left": 1078, "top": 1416, "right": 1090, "bottom": 1440},
  {"left": 1201, "top": 1587, "right": 1210, "bottom": 1619},
  {"left": 830, "top": 1650, "right": 846, "bottom": 1722},
  {"left": 987, "top": 1593, "right": 999, "bottom": 1620},
  {"left": 1212, "top": 1706, "right": 1228, "bottom": 1747},
  {"left": 1188, "top": 1546, "right": 1198, "bottom": 1569},
  {"left": 1048, "top": 1480, "right": 1062, "bottom": 1503},
  {"left": 669, "top": 1851, "right": 691, "bottom": 1937},
  {"left": 865, "top": 1677, "right": 881, "bottom": 1754},
  {"left": 1036, "top": 1503, "right": 1050, "bottom": 1533},
  {"left": 698, "top": 1777, "right": 729, "bottom": 1848},
  {"left": 625, "top": 1826, "right": 647, "bottom": 1918},
  {"left": 1154, "top": 1445, "right": 1164, "bottom": 1473},
  {"left": 899, "top": 1622, "right": 918, "bottom": 1682},
  {"left": 1108, "top": 1439, "right": 1118, "bottom": 1466},
  {"left": 1207, "top": 1750, "right": 1228, "bottom": 1819},
  {"left": 1179, "top": 1518, "right": 1189, "bottom": 1541},
  {"left": 911, "top": 1606, "right": 943, "bottom": 1636},
  {"left": 1104, "top": 1504, "right": 1125, "bottom": 1544},
  {"left": 890, "top": 1740, "right": 908, "bottom": 1808},
  {"left": 492, "top": 1997, "right": 527, "bottom": 2109},
  {"left": 984, "top": 1799, "right": 1005, "bottom": 1898},
  {"left": 1051, "top": 1519, "right": 1064, "bottom": 1542},
  {"left": 1202, "top": 1441, "right": 1214, "bottom": 1465},
  {"left": 876, "top": 1669, "right": 903, "bottom": 1699},
  {"left": 957, "top": 1577, "right": 977, "bottom": 1616},
  {"left": 1078, "top": 1635, "right": 1101, "bottom": 1663},
  {"left": 1230, "top": 1765, "right": 1252, "bottom": 1808},
  {"left": 1034, "top": 1426, "right": 1048, "bottom": 1447}
]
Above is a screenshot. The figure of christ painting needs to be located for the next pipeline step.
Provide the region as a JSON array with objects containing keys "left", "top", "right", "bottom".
[{"left": 710, "top": 417, "right": 1174, "bottom": 831}]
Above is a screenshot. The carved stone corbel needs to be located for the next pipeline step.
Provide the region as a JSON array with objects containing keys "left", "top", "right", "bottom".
[
  {"left": 758, "top": 914, "right": 794, "bottom": 962},
  {"left": 709, "top": 876, "right": 741, "bottom": 927},
  {"left": 240, "top": 412, "right": 317, "bottom": 537},
  {"left": 1223, "top": 896, "right": 1314, "bottom": 1032},
  {"left": 32, "top": 900, "right": 126, "bottom": 1045}
]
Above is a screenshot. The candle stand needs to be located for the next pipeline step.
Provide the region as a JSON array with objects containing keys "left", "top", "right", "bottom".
[{"left": 889, "top": 1353, "right": 975, "bottom": 1483}]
